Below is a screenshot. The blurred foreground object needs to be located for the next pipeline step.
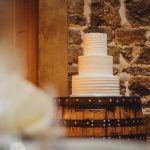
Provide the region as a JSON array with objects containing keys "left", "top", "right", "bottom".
[
  {"left": 0, "top": 74, "right": 56, "bottom": 138},
  {"left": 0, "top": 137, "right": 149, "bottom": 150},
  {"left": 55, "top": 139, "right": 150, "bottom": 150}
]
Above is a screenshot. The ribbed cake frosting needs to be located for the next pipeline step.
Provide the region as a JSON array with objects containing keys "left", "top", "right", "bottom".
[{"left": 71, "top": 33, "right": 120, "bottom": 96}]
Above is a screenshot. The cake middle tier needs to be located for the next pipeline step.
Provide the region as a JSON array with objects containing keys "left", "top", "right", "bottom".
[
  {"left": 79, "top": 56, "right": 113, "bottom": 75},
  {"left": 72, "top": 75, "right": 120, "bottom": 96}
]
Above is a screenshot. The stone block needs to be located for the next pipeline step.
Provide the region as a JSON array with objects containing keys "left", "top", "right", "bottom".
[
  {"left": 105, "top": 0, "right": 120, "bottom": 9},
  {"left": 90, "top": 15, "right": 103, "bottom": 27},
  {"left": 108, "top": 46, "right": 120, "bottom": 64},
  {"left": 68, "top": 0, "right": 84, "bottom": 15},
  {"left": 68, "top": 29, "right": 82, "bottom": 44},
  {"left": 119, "top": 46, "right": 133, "bottom": 62},
  {"left": 136, "top": 47, "right": 150, "bottom": 64},
  {"left": 123, "top": 66, "right": 150, "bottom": 76},
  {"left": 91, "top": 0, "right": 121, "bottom": 28},
  {"left": 129, "top": 77, "right": 150, "bottom": 97},
  {"left": 120, "top": 80, "right": 126, "bottom": 96},
  {"left": 68, "top": 44, "right": 83, "bottom": 64},
  {"left": 69, "top": 14, "right": 86, "bottom": 26},
  {"left": 68, "top": 64, "right": 78, "bottom": 76},
  {"left": 115, "top": 28, "right": 147, "bottom": 46},
  {"left": 125, "top": 0, "right": 150, "bottom": 27},
  {"left": 113, "top": 67, "right": 119, "bottom": 75}
]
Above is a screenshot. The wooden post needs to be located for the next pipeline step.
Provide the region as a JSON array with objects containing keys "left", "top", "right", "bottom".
[
  {"left": 15, "top": 0, "right": 38, "bottom": 84},
  {"left": 39, "top": 0, "right": 68, "bottom": 96}
]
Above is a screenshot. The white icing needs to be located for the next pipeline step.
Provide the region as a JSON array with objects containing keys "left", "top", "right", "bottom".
[
  {"left": 72, "top": 75, "right": 120, "bottom": 96},
  {"left": 79, "top": 56, "right": 113, "bottom": 75},
  {"left": 72, "top": 33, "right": 120, "bottom": 96},
  {"left": 83, "top": 33, "right": 107, "bottom": 55}
]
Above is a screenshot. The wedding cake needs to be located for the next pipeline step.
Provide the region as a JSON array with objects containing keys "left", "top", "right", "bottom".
[
  {"left": 72, "top": 32, "right": 120, "bottom": 96},
  {"left": 57, "top": 30, "right": 145, "bottom": 140}
]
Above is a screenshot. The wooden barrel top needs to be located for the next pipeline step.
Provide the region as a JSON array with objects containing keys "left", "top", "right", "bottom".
[{"left": 56, "top": 96, "right": 141, "bottom": 110}]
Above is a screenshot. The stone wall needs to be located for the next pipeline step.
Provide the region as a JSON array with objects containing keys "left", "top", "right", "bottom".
[{"left": 68, "top": 0, "right": 150, "bottom": 136}]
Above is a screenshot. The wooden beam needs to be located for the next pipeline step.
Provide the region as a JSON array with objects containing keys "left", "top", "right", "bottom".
[
  {"left": 15, "top": 0, "right": 38, "bottom": 84},
  {"left": 0, "top": 0, "right": 38, "bottom": 84},
  {"left": 39, "top": 0, "right": 68, "bottom": 96}
]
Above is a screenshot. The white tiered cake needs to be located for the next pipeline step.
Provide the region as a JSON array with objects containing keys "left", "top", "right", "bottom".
[{"left": 72, "top": 33, "right": 120, "bottom": 96}]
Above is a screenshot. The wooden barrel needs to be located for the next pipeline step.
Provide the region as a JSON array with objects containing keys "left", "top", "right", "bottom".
[{"left": 56, "top": 96, "right": 146, "bottom": 141}]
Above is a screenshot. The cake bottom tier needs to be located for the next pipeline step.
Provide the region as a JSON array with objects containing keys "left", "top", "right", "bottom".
[{"left": 72, "top": 75, "right": 120, "bottom": 96}]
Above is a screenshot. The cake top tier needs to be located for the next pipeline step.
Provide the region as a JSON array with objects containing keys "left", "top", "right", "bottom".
[
  {"left": 84, "top": 33, "right": 107, "bottom": 38},
  {"left": 83, "top": 33, "right": 108, "bottom": 56}
]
